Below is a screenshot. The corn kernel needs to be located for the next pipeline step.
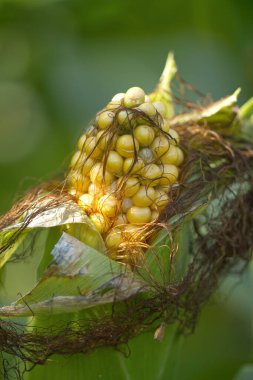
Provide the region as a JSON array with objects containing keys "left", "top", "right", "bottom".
[
  {"left": 85, "top": 136, "right": 103, "bottom": 159},
  {"left": 134, "top": 125, "right": 155, "bottom": 147},
  {"left": 151, "top": 135, "right": 170, "bottom": 158},
  {"left": 90, "top": 163, "right": 114, "bottom": 185},
  {"left": 78, "top": 193, "right": 94, "bottom": 212},
  {"left": 159, "top": 164, "right": 179, "bottom": 185},
  {"left": 141, "top": 164, "right": 162, "bottom": 186},
  {"left": 124, "top": 87, "right": 145, "bottom": 108},
  {"left": 97, "top": 110, "right": 115, "bottom": 129},
  {"left": 126, "top": 206, "right": 151, "bottom": 224},
  {"left": 116, "top": 135, "right": 139, "bottom": 158},
  {"left": 77, "top": 134, "right": 87, "bottom": 151},
  {"left": 123, "top": 157, "right": 144, "bottom": 174},
  {"left": 98, "top": 195, "right": 118, "bottom": 217},
  {"left": 90, "top": 213, "right": 109, "bottom": 233},
  {"left": 105, "top": 151, "right": 124, "bottom": 175},
  {"left": 132, "top": 186, "right": 155, "bottom": 207},
  {"left": 105, "top": 228, "right": 122, "bottom": 249},
  {"left": 117, "top": 177, "right": 140, "bottom": 197}
]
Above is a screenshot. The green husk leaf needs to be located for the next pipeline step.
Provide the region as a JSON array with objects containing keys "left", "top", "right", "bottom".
[
  {"left": 0, "top": 200, "right": 105, "bottom": 269},
  {"left": 170, "top": 88, "right": 241, "bottom": 134},
  {"left": 0, "top": 233, "right": 145, "bottom": 317},
  {"left": 150, "top": 52, "right": 177, "bottom": 118}
]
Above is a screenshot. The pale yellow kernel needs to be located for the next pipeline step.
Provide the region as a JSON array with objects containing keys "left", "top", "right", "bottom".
[
  {"left": 153, "top": 101, "right": 166, "bottom": 117},
  {"left": 113, "top": 213, "right": 127, "bottom": 227},
  {"left": 159, "top": 145, "right": 179, "bottom": 165},
  {"left": 105, "top": 151, "right": 124, "bottom": 175},
  {"left": 117, "top": 177, "right": 140, "bottom": 197},
  {"left": 84, "top": 136, "right": 103, "bottom": 159},
  {"left": 151, "top": 210, "right": 159, "bottom": 220},
  {"left": 68, "top": 171, "right": 90, "bottom": 193},
  {"left": 174, "top": 147, "right": 184, "bottom": 166},
  {"left": 124, "top": 87, "right": 145, "bottom": 108},
  {"left": 98, "top": 195, "right": 118, "bottom": 217},
  {"left": 151, "top": 135, "right": 169, "bottom": 158},
  {"left": 153, "top": 189, "right": 170, "bottom": 210},
  {"left": 123, "top": 157, "right": 144, "bottom": 174},
  {"left": 159, "top": 164, "right": 179, "bottom": 185},
  {"left": 90, "top": 213, "right": 109, "bottom": 233},
  {"left": 78, "top": 193, "right": 94, "bottom": 212},
  {"left": 134, "top": 125, "right": 155, "bottom": 147},
  {"left": 135, "top": 102, "right": 156, "bottom": 118},
  {"left": 77, "top": 134, "right": 87, "bottom": 151},
  {"left": 169, "top": 129, "right": 180, "bottom": 145},
  {"left": 96, "top": 130, "right": 116, "bottom": 151},
  {"left": 132, "top": 186, "right": 155, "bottom": 207},
  {"left": 161, "top": 119, "right": 170, "bottom": 133},
  {"left": 90, "top": 163, "right": 114, "bottom": 185},
  {"left": 126, "top": 206, "right": 151, "bottom": 224},
  {"left": 97, "top": 110, "right": 115, "bottom": 129},
  {"left": 70, "top": 151, "right": 82, "bottom": 168},
  {"left": 122, "top": 197, "right": 133, "bottom": 213},
  {"left": 105, "top": 228, "right": 123, "bottom": 249},
  {"left": 141, "top": 164, "right": 162, "bottom": 186},
  {"left": 116, "top": 135, "right": 139, "bottom": 158}
]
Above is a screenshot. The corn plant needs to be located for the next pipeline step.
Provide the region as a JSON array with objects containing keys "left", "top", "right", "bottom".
[{"left": 0, "top": 53, "right": 253, "bottom": 380}]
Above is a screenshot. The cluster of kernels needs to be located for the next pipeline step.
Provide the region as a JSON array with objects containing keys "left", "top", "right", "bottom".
[{"left": 67, "top": 86, "right": 184, "bottom": 260}]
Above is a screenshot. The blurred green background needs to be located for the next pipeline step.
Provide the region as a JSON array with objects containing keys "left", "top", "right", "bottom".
[{"left": 0, "top": 0, "right": 253, "bottom": 379}]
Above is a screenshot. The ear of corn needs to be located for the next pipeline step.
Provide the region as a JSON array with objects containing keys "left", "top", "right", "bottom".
[{"left": 67, "top": 57, "right": 183, "bottom": 264}]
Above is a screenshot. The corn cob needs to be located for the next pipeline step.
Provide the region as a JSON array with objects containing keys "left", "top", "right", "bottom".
[{"left": 66, "top": 86, "right": 184, "bottom": 263}]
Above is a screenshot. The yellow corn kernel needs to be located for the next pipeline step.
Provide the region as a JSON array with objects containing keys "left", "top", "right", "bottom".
[
  {"left": 68, "top": 171, "right": 90, "bottom": 193},
  {"left": 159, "top": 145, "right": 179, "bottom": 165},
  {"left": 90, "top": 163, "right": 115, "bottom": 186},
  {"left": 141, "top": 164, "right": 162, "bottom": 186},
  {"left": 169, "top": 129, "right": 180, "bottom": 145},
  {"left": 151, "top": 135, "right": 170, "bottom": 158},
  {"left": 135, "top": 102, "right": 156, "bottom": 118},
  {"left": 105, "top": 151, "right": 124, "bottom": 175},
  {"left": 122, "top": 197, "right": 133, "bottom": 212},
  {"left": 151, "top": 210, "right": 159, "bottom": 220},
  {"left": 97, "top": 110, "right": 115, "bottom": 129},
  {"left": 126, "top": 206, "right": 151, "bottom": 224},
  {"left": 174, "top": 147, "right": 184, "bottom": 166},
  {"left": 98, "top": 194, "right": 118, "bottom": 217},
  {"left": 96, "top": 130, "right": 116, "bottom": 151},
  {"left": 113, "top": 213, "right": 127, "bottom": 227},
  {"left": 152, "top": 189, "right": 170, "bottom": 210},
  {"left": 159, "top": 164, "right": 179, "bottom": 185},
  {"left": 132, "top": 186, "right": 156, "bottom": 207},
  {"left": 117, "top": 177, "right": 140, "bottom": 197},
  {"left": 84, "top": 136, "right": 103, "bottom": 159},
  {"left": 152, "top": 101, "right": 166, "bottom": 117},
  {"left": 116, "top": 135, "right": 139, "bottom": 158},
  {"left": 78, "top": 193, "right": 94, "bottom": 212},
  {"left": 105, "top": 228, "right": 123, "bottom": 249},
  {"left": 123, "top": 156, "right": 144, "bottom": 174},
  {"left": 124, "top": 87, "right": 145, "bottom": 108},
  {"left": 77, "top": 134, "right": 87, "bottom": 151},
  {"left": 89, "top": 213, "right": 109, "bottom": 233},
  {"left": 133, "top": 125, "right": 155, "bottom": 147}
]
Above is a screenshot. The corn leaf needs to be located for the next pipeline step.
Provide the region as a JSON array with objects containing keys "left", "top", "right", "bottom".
[
  {"left": 0, "top": 233, "right": 145, "bottom": 317},
  {"left": 170, "top": 88, "right": 241, "bottom": 134},
  {"left": 0, "top": 200, "right": 104, "bottom": 269}
]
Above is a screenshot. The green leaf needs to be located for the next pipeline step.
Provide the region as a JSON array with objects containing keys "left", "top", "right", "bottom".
[
  {"left": 150, "top": 52, "right": 177, "bottom": 118},
  {"left": 0, "top": 233, "right": 145, "bottom": 317},
  {"left": 170, "top": 88, "right": 241, "bottom": 134},
  {"left": 0, "top": 199, "right": 104, "bottom": 269}
]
